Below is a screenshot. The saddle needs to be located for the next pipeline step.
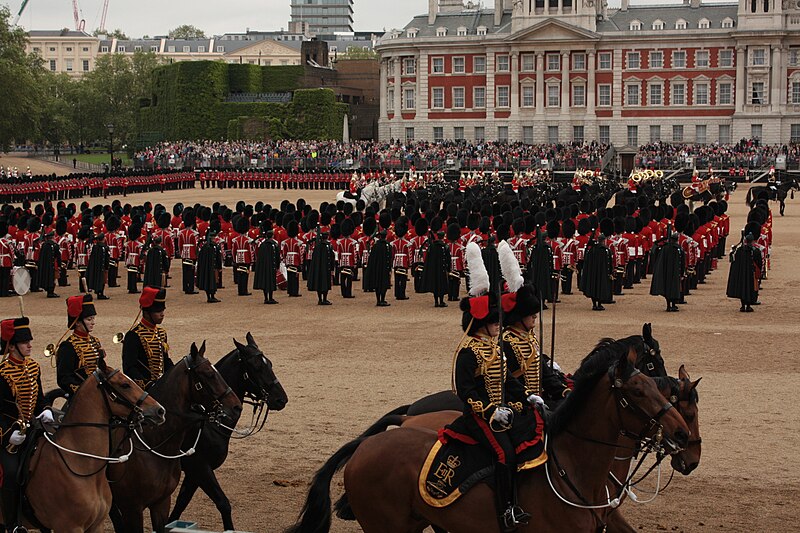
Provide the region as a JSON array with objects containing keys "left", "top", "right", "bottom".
[{"left": 418, "top": 425, "right": 547, "bottom": 508}]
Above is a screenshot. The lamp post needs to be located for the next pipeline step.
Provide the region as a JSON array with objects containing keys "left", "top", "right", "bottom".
[{"left": 107, "top": 123, "right": 114, "bottom": 172}]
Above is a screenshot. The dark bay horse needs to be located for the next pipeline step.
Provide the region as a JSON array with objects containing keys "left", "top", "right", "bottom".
[
  {"left": 287, "top": 345, "right": 690, "bottom": 533},
  {"left": 746, "top": 178, "right": 800, "bottom": 215},
  {"left": 168, "top": 332, "right": 288, "bottom": 531},
  {"left": 6, "top": 359, "right": 165, "bottom": 532},
  {"left": 108, "top": 342, "right": 242, "bottom": 533}
]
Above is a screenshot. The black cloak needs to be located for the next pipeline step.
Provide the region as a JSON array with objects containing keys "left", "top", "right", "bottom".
[
  {"left": 85, "top": 241, "right": 109, "bottom": 292},
  {"left": 363, "top": 237, "right": 392, "bottom": 292},
  {"left": 726, "top": 243, "right": 761, "bottom": 304},
  {"left": 307, "top": 239, "right": 334, "bottom": 292},
  {"left": 649, "top": 240, "right": 685, "bottom": 300},
  {"left": 579, "top": 240, "right": 613, "bottom": 303},
  {"left": 253, "top": 238, "right": 280, "bottom": 292},
  {"left": 421, "top": 238, "right": 450, "bottom": 297},
  {"left": 143, "top": 244, "right": 169, "bottom": 288},
  {"left": 37, "top": 239, "right": 60, "bottom": 289},
  {"left": 196, "top": 238, "right": 219, "bottom": 293}
]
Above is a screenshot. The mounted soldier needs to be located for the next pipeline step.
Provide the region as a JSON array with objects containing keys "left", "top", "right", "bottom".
[
  {"left": 122, "top": 287, "right": 173, "bottom": 389},
  {"left": 55, "top": 294, "right": 105, "bottom": 397}
]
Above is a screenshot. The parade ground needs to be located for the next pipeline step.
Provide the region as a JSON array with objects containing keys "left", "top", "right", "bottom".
[{"left": 12, "top": 184, "right": 799, "bottom": 532}]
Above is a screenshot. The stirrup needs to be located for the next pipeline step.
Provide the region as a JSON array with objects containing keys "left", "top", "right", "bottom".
[
  {"left": 502, "top": 505, "right": 531, "bottom": 530},
  {"left": 12, "top": 526, "right": 29, "bottom": 533}
]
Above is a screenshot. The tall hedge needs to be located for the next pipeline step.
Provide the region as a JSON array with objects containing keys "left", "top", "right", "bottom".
[{"left": 136, "top": 62, "right": 340, "bottom": 144}]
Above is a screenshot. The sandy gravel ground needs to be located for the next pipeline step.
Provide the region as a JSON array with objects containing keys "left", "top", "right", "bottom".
[
  {"left": 0, "top": 154, "right": 75, "bottom": 177},
  {"left": 9, "top": 185, "right": 799, "bottom": 532}
]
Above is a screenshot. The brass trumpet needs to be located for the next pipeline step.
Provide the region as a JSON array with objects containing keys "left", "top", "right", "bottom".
[
  {"left": 113, "top": 310, "right": 142, "bottom": 344},
  {"left": 44, "top": 343, "right": 56, "bottom": 358}
]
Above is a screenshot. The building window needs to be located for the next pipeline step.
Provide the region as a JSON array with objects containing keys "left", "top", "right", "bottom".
[
  {"left": 497, "top": 55, "right": 510, "bottom": 72},
  {"left": 626, "top": 84, "right": 640, "bottom": 106},
  {"left": 573, "top": 52, "right": 586, "bottom": 70},
  {"left": 403, "top": 88, "right": 416, "bottom": 110},
  {"left": 792, "top": 81, "right": 800, "bottom": 104},
  {"left": 498, "top": 126, "right": 509, "bottom": 142},
  {"left": 751, "top": 81, "right": 765, "bottom": 104},
  {"left": 522, "top": 54, "right": 535, "bottom": 71},
  {"left": 32, "top": 47, "right": 40, "bottom": 53},
  {"left": 673, "top": 125, "right": 684, "bottom": 142},
  {"left": 474, "top": 56, "right": 486, "bottom": 73},
  {"left": 626, "top": 51, "right": 640, "bottom": 69},
  {"left": 650, "top": 125, "right": 661, "bottom": 142},
  {"left": 453, "top": 57, "right": 465, "bottom": 74},
  {"left": 672, "top": 50, "right": 686, "bottom": 68},
  {"left": 497, "top": 86, "right": 510, "bottom": 107},
  {"left": 751, "top": 124, "right": 762, "bottom": 139},
  {"left": 627, "top": 125, "right": 639, "bottom": 146},
  {"left": 82, "top": 59, "right": 89, "bottom": 71},
  {"left": 598, "top": 52, "right": 612, "bottom": 70},
  {"left": 404, "top": 58, "right": 416, "bottom": 75},
  {"left": 721, "top": 18, "right": 734, "bottom": 28},
  {"left": 523, "top": 126, "right": 534, "bottom": 144},
  {"left": 474, "top": 87, "right": 486, "bottom": 108},
  {"left": 598, "top": 84, "right": 611, "bottom": 106},
  {"left": 217, "top": 46, "right": 225, "bottom": 53},
  {"left": 719, "top": 82, "right": 733, "bottom": 105},
  {"left": 694, "top": 82, "right": 709, "bottom": 105},
  {"left": 698, "top": 18, "right": 710, "bottom": 29},
  {"left": 457, "top": 27, "right": 468, "bottom": 36},
  {"left": 573, "top": 125, "right": 585, "bottom": 143},
  {"left": 167, "top": 46, "right": 175, "bottom": 52},
  {"left": 431, "top": 57, "right": 444, "bottom": 74},
  {"left": 572, "top": 84, "right": 586, "bottom": 107},
  {"left": 134, "top": 45, "right": 142, "bottom": 52},
  {"left": 65, "top": 46, "right": 73, "bottom": 52},
  {"left": 791, "top": 124, "right": 800, "bottom": 143},
  {"left": 64, "top": 59, "right": 73, "bottom": 72},
  {"left": 182, "top": 46, "right": 190, "bottom": 53},
  {"left": 101, "top": 46, "right": 109, "bottom": 52},
  {"left": 548, "top": 126, "right": 559, "bottom": 144},
  {"left": 790, "top": 49, "right": 800, "bottom": 67},
  {"left": 652, "top": 20, "right": 664, "bottom": 30},
  {"left": 477, "top": 26, "right": 487, "bottom": 36},
  {"left": 696, "top": 124, "right": 707, "bottom": 143},
  {"left": 751, "top": 49, "right": 766, "bottom": 66},
  {"left": 387, "top": 88, "right": 394, "bottom": 112},
  {"left": 649, "top": 51, "right": 663, "bottom": 69},
  {"left": 547, "top": 53, "right": 560, "bottom": 71},
  {"left": 432, "top": 87, "right": 444, "bottom": 109},
  {"left": 49, "top": 47, "right": 55, "bottom": 52},
  {"left": 433, "top": 127, "right": 444, "bottom": 141},
  {"left": 547, "top": 84, "right": 560, "bottom": 107},
  {"left": 405, "top": 127, "right": 415, "bottom": 141},
  {"left": 629, "top": 20, "right": 642, "bottom": 31},
  {"left": 475, "top": 126, "right": 485, "bottom": 141},
  {"left": 522, "top": 86, "right": 535, "bottom": 107},
  {"left": 454, "top": 126, "right": 464, "bottom": 140},
  {"left": 82, "top": 47, "right": 88, "bottom": 52},
  {"left": 436, "top": 27, "right": 447, "bottom": 37},
  {"left": 649, "top": 83, "right": 662, "bottom": 105},
  {"left": 695, "top": 50, "right": 709, "bottom": 68},
  {"left": 453, "top": 87, "right": 465, "bottom": 108},
  {"left": 407, "top": 29, "right": 418, "bottom": 38},
  {"left": 672, "top": 82, "right": 686, "bottom": 105},
  {"left": 719, "top": 124, "right": 731, "bottom": 143},
  {"left": 599, "top": 125, "right": 610, "bottom": 144},
  {"left": 49, "top": 59, "right": 56, "bottom": 71},
  {"left": 719, "top": 49, "right": 733, "bottom": 67},
  {"left": 117, "top": 46, "right": 125, "bottom": 52},
  {"left": 151, "top": 45, "right": 159, "bottom": 52}
]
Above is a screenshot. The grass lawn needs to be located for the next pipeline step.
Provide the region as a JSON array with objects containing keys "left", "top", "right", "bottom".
[{"left": 70, "top": 153, "right": 132, "bottom": 166}]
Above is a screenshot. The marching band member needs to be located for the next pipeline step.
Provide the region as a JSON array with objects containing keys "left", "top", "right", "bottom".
[
  {"left": 122, "top": 287, "right": 173, "bottom": 388},
  {"left": 56, "top": 294, "right": 104, "bottom": 396}
]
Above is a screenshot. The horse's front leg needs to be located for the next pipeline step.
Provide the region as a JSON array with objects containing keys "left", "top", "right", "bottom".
[
  {"left": 149, "top": 497, "right": 172, "bottom": 533},
  {"left": 781, "top": 200, "right": 785, "bottom": 216}
]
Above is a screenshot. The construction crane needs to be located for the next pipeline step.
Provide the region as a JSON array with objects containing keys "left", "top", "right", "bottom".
[
  {"left": 99, "top": 0, "right": 110, "bottom": 33},
  {"left": 12, "top": 0, "right": 87, "bottom": 31},
  {"left": 12, "top": 0, "right": 31, "bottom": 26},
  {"left": 72, "top": 0, "right": 85, "bottom": 31}
]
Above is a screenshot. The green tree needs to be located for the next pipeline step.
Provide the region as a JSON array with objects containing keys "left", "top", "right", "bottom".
[
  {"left": 168, "top": 25, "right": 206, "bottom": 39},
  {"left": 93, "top": 28, "right": 129, "bottom": 39},
  {"left": 0, "top": 6, "right": 47, "bottom": 150},
  {"left": 335, "top": 46, "right": 378, "bottom": 61}
]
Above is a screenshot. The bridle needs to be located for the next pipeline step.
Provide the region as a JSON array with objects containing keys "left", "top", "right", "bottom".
[{"left": 217, "top": 348, "right": 279, "bottom": 438}]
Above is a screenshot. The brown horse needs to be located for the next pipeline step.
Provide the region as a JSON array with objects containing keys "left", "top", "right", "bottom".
[
  {"left": 108, "top": 342, "right": 242, "bottom": 533},
  {"left": 288, "top": 346, "right": 690, "bottom": 533},
  {"left": 3, "top": 359, "right": 165, "bottom": 532}
]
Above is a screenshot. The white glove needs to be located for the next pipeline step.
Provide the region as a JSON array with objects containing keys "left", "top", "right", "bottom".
[
  {"left": 551, "top": 361, "right": 562, "bottom": 373},
  {"left": 527, "top": 394, "right": 545, "bottom": 408},
  {"left": 37, "top": 409, "right": 54, "bottom": 424},
  {"left": 9, "top": 430, "right": 25, "bottom": 446},
  {"left": 491, "top": 406, "right": 513, "bottom": 427}
]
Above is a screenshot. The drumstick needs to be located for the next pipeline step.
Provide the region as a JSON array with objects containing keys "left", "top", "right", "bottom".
[{"left": 18, "top": 295, "right": 24, "bottom": 318}]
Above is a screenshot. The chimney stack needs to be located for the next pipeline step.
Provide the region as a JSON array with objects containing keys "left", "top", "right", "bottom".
[
  {"left": 495, "top": 0, "right": 504, "bottom": 25},
  {"left": 429, "top": 0, "right": 438, "bottom": 24},
  {"left": 620, "top": 0, "right": 629, "bottom": 11}
]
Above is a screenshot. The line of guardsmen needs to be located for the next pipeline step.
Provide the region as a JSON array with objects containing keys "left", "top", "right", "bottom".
[{"left": 0, "top": 286, "right": 171, "bottom": 530}]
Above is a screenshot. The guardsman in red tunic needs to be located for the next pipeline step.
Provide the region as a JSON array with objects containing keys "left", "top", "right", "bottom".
[
  {"left": 446, "top": 223, "right": 465, "bottom": 301},
  {"left": 280, "top": 220, "right": 304, "bottom": 297},
  {"left": 335, "top": 219, "right": 359, "bottom": 299},
  {"left": 178, "top": 210, "right": 199, "bottom": 295},
  {"left": 411, "top": 218, "right": 429, "bottom": 293},
  {"left": 231, "top": 217, "right": 253, "bottom": 296},
  {"left": 558, "top": 219, "right": 578, "bottom": 295},
  {"left": 23, "top": 217, "right": 42, "bottom": 292},
  {"left": 0, "top": 220, "right": 12, "bottom": 298},
  {"left": 104, "top": 216, "right": 122, "bottom": 288},
  {"left": 125, "top": 224, "right": 144, "bottom": 293},
  {"left": 391, "top": 220, "right": 413, "bottom": 300}
]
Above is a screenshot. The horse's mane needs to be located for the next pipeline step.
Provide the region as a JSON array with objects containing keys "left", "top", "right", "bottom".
[
  {"left": 652, "top": 376, "right": 699, "bottom": 404},
  {"left": 547, "top": 339, "right": 631, "bottom": 436}
]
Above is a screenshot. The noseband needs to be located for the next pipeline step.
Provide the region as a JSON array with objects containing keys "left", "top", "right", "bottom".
[
  {"left": 93, "top": 368, "right": 150, "bottom": 429},
  {"left": 183, "top": 355, "right": 236, "bottom": 424}
]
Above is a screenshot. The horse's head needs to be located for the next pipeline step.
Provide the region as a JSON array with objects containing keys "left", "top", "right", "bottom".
[
  {"left": 669, "top": 365, "right": 702, "bottom": 475},
  {"left": 94, "top": 357, "right": 166, "bottom": 427},
  {"left": 639, "top": 323, "right": 667, "bottom": 377},
  {"left": 183, "top": 341, "right": 243, "bottom": 424},
  {"left": 611, "top": 347, "right": 690, "bottom": 456},
  {"left": 233, "top": 332, "right": 288, "bottom": 412}
]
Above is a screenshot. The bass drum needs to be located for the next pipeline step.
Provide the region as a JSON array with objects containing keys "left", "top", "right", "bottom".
[{"left": 11, "top": 266, "right": 31, "bottom": 296}]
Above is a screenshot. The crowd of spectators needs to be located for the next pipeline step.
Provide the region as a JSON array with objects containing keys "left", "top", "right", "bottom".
[{"left": 635, "top": 138, "right": 796, "bottom": 170}]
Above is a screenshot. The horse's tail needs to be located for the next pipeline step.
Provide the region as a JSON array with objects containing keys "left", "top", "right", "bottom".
[
  {"left": 285, "top": 436, "right": 367, "bottom": 533},
  {"left": 355, "top": 408, "right": 409, "bottom": 439},
  {"left": 746, "top": 186, "right": 753, "bottom": 205},
  {"left": 43, "top": 388, "right": 67, "bottom": 407}
]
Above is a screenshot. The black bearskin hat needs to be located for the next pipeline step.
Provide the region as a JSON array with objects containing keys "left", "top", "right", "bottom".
[
  {"left": 363, "top": 216, "right": 377, "bottom": 237},
  {"left": 414, "top": 217, "right": 429, "bottom": 237}
]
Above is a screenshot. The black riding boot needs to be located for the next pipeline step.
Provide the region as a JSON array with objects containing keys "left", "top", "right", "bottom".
[
  {"left": 495, "top": 463, "right": 529, "bottom": 532},
  {"left": 1, "top": 488, "right": 24, "bottom": 533}
]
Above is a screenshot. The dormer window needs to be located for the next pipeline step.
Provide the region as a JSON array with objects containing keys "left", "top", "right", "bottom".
[
  {"left": 652, "top": 20, "right": 664, "bottom": 30},
  {"left": 457, "top": 26, "right": 468, "bottom": 36},
  {"left": 629, "top": 20, "right": 642, "bottom": 31},
  {"left": 698, "top": 18, "right": 710, "bottom": 29},
  {"left": 477, "top": 26, "right": 487, "bottom": 36},
  {"left": 721, "top": 17, "right": 734, "bottom": 28},
  {"left": 407, "top": 28, "right": 418, "bottom": 38},
  {"left": 675, "top": 19, "right": 687, "bottom": 30},
  {"left": 436, "top": 27, "right": 447, "bottom": 37}
]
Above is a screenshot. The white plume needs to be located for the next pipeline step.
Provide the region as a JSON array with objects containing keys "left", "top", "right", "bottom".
[
  {"left": 465, "top": 241, "right": 489, "bottom": 297},
  {"left": 498, "top": 240, "right": 524, "bottom": 293}
]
